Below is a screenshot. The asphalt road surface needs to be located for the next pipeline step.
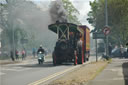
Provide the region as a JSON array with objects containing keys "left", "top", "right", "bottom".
[{"left": 0, "top": 55, "right": 100, "bottom": 85}]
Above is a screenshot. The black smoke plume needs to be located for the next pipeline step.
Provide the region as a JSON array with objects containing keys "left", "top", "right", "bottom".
[{"left": 49, "top": 0, "right": 67, "bottom": 23}]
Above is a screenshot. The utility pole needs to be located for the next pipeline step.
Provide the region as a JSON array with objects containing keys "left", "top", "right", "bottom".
[
  {"left": 95, "top": 38, "right": 98, "bottom": 62},
  {"left": 105, "top": 0, "right": 108, "bottom": 26},
  {"left": 12, "top": 24, "right": 15, "bottom": 59},
  {"left": 105, "top": 0, "right": 109, "bottom": 57},
  {"left": 9, "top": 2, "right": 15, "bottom": 60}
]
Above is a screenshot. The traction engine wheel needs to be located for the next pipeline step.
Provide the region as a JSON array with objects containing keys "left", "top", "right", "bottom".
[{"left": 53, "top": 52, "right": 56, "bottom": 66}]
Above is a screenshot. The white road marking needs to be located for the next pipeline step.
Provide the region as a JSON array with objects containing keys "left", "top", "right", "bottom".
[
  {"left": 1, "top": 67, "right": 32, "bottom": 72},
  {"left": 113, "top": 78, "right": 124, "bottom": 80},
  {"left": 1, "top": 68, "right": 20, "bottom": 71},
  {"left": 28, "top": 65, "right": 79, "bottom": 85},
  {"left": 18, "top": 68, "right": 32, "bottom": 71},
  {"left": 12, "top": 67, "right": 22, "bottom": 69},
  {"left": 0, "top": 72, "right": 5, "bottom": 76},
  {"left": 2, "top": 59, "right": 37, "bottom": 66}
]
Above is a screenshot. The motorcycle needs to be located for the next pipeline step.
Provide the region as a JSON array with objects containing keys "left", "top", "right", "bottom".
[{"left": 37, "top": 51, "right": 44, "bottom": 64}]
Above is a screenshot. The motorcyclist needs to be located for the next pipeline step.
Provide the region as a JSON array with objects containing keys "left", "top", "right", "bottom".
[
  {"left": 37, "top": 45, "right": 45, "bottom": 64},
  {"left": 37, "top": 45, "right": 45, "bottom": 54}
]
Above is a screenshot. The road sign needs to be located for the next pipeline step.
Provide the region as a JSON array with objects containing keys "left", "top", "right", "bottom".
[
  {"left": 103, "top": 26, "right": 110, "bottom": 35},
  {"left": 93, "top": 32, "right": 105, "bottom": 39},
  {"left": 20, "top": 39, "right": 28, "bottom": 44}
]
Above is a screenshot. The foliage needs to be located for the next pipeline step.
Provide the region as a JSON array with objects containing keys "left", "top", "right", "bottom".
[
  {"left": 0, "top": 0, "right": 28, "bottom": 55},
  {"left": 62, "top": 0, "right": 81, "bottom": 25},
  {"left": 87, "top": 0, "right": 128, "bottom": 45},
  {"left": 0, "top": 0, "right": 81, "bottom": 59},
  {"left": 0, "top": 0, "right": 56, "bottom": 57}
]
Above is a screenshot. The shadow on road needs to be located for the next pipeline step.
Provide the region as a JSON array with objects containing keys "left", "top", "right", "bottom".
[
  {"left": 122, "top": 61, "right": 128, "bottom": 85},
  {"left": 19, "top": 61, "right": 73, "bottom": 68},
  {"left": 19, "top": 61, "right": 54, "bottom": 68}
]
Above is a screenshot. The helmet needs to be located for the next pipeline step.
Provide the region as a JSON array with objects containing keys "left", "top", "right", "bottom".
[{"left": 40, "top": 45, "right": 42, "bottom": 48}]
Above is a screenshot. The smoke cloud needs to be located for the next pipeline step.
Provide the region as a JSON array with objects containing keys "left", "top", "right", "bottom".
[
  {"left": 49, "top": 0, "right": 67, "bottom": 23},
  {"left": 1, "top": 0, "right": 69, "bottom": 53},
  {"left": 2, "top": 0, "right": 57, "bottom": 52}
]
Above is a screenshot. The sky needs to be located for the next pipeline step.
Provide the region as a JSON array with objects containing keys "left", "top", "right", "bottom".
[
  {"left": 0, "top": 0, "right": 94, "bottom": 30},
  {"left": 35, "top": 0, "right": 95, "bottom": 30},
  {"left": 69, "top": 0, "right": 94, "bottom": 30}
]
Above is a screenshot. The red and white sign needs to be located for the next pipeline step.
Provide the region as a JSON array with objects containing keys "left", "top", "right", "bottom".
[{"left": 103, "top": 27, "right": 110, "bottom": 35}]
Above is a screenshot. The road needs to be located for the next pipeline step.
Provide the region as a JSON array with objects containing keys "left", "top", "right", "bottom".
[{"left": 0, "top": 55, "right": 101, "bottom": 85}]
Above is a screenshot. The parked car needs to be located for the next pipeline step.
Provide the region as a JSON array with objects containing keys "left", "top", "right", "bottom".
[
  {"left": 111, "top": 47, "right": 128, "bottom": 58},
  {"left": 111, "top": 48, "right": 121, "bottom": 57}
]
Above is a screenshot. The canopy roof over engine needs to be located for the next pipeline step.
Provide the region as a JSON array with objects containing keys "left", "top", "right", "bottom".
[{"left": 48, "top": 23, "right": 80, "bottom": 33}]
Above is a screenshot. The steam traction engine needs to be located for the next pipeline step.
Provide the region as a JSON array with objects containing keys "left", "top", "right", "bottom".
[{"left": 48, "top": 22, "right": 90, "bottom": 65}]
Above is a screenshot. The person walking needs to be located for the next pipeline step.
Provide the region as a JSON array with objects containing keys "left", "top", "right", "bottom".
[
  {"left": 15, "top": 50, "right": 19, "bottom": 60},
  {"left": 32, "top": 48, "right": 36, "bottom": 58},
  {"left": 108, "top": 43, "right": 112, "bottom": 57},
  {"left": 22, "top": 50, "right": 25, "bottom": 60},
  {"left": 124, "top": 46, "right": 127, "bottom": 58},
  {"left": 126, "top": 43, "right": 128, "bottom": 52},
  {"left": 126, "top": 43, "right": 128, "bottom": 58},
  {"left": 120, "top": 45, "right": 124, "bottom": 58},
  {"left": 10, "top": 51, "right": 15, "bottom": 61}
]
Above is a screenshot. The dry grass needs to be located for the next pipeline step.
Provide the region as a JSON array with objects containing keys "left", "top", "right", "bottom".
[{"left": 48, "top": 61, "right": 108, "bottom": 85}]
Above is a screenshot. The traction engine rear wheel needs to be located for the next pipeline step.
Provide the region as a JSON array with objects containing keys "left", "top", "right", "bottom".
[{"left": 53, "top": 52, "right": 56, "bottom": 66}]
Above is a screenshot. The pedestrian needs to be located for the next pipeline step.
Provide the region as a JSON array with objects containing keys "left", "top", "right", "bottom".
[
  {"left": 126, "top": 43, "right": 128, "bottom": 57},
  {"left": 120, "top": 45, "right": 124, "bottom": 58},
  {"left": 124, "top": 46, "right": 127, "bottom": 58},
  {"left": 108, "top": 43, "right": 112, "bottom": 57},
  {"left": 24, "top": 48, "right": 27, "bottom": 58},
  {"left": 10, "top": 51, "right": 15, "bottom": 61},
  {"left": 32, "top": 48, "right": 36, "bottom": 57},
  {"left": 77, "top": 33, "right": 82, "bottom": 53},
  {"left": 126, "top": 43, "right": 128, "bottom": 52},
  {"left": 22, "top": 50, "right": 25, "bottom": 60},
  {"left": 15, "top": 49, "right": 19, "bottom": 60}
]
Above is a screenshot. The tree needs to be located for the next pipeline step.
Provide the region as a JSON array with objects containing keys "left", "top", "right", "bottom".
[
  {"left": 0, "top": 0, "right": 29, "bottom": 57},
  {"left": 87, "top": 0, "right": 128, "bottom": 45},
  {"left": 62, "top": 0, "right": 81, "bottom": 24}
]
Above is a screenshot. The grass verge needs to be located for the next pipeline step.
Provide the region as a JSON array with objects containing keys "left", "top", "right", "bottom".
[{"left": 48, "top": 61, "right": 108, "bottom": 85}]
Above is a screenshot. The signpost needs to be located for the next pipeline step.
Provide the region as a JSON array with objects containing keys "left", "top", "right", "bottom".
[
  {"left": 93, "top": 0, "right": 110, "bottom": 61},
  {"left": 103, "top": 26, "right": 110, "bottom": 35},
  {"left": 93, "top": 32, "right": 105, "bottom": 62},
  {"left": 104, "top": 0, "right": 110, "bottom": 57},
  {"left": 103, "top": 26, "right": 110, "bottom": 57},
  {"left": 20, "top": 39, "right": 28, "bottom": 44},
  {"left": 93, "top": 32, "right": 105, "bottom": 39},
  {"left": 92, "top": 29, "right": 110, "bottom": 61}
]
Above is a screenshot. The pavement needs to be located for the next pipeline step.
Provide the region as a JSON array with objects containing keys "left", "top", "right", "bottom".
[{"left": 87, "top": 58, "right": 128, "bottom": 85}]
